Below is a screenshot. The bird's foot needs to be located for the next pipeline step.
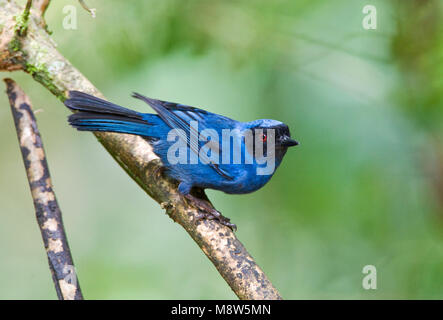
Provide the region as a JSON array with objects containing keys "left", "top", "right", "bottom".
[
  {"left": 195, "top": 211, "right": 237, "bottom": 232},
  {"left": 184, "top": 194, "right": 237, "bottom": 231}
]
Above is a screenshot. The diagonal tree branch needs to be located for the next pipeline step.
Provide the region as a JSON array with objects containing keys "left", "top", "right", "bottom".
[
  {"left": 4, "top": 78, "right": 83, "bottom": 300},
  {"left": 0, "top": 0, "right": 282, "bottom": 299},
  {"left": 32, "top": 0, "right": 51, "bottom": 17}
]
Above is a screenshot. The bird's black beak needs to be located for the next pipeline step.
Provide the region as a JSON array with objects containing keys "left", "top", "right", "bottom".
[{"left": 280, "top": 136, "right": 299, "bottom": 147}]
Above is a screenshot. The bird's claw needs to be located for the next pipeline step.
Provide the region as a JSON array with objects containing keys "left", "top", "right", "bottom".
[
  {"left": 195, "top": 211, "right": 237, "bottom": 231},
  {"left": 184, "top": 194, "right": 237, "bottom": 231}
]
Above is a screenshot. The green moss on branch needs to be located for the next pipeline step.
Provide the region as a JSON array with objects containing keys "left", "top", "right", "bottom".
[
  {"left": 14, "top": 0, "right": 32, "bottom": 36},
  {"left": 25, "top": 62, "right": 66, "bottom": 101}
]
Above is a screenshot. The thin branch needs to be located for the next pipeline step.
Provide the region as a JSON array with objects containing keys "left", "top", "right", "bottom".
[
  {"left": 78, "top": 0, "right": 96, "bottom": 18},
  {"left": 4, "top": 78, "right": 83, "bottom": 300},
  {"left": 14, "top": 0, "right": 32, "bottom": 36},
  {"left": 0, "top": 0, "right": 282, "bottom": 299},
  {"left": 32, "top": 0, "right": 51, "bottom": 17},
  {"left": 31, "top": 0, "right": 51, "bottom": 30},
  {"left": 24, "top": 0, "right": 33, "bottom": 18}
]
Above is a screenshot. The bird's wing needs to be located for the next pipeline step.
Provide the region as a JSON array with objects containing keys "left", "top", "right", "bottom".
[{"left": 132, "top": 93, "right": 234, "bottom": 180}]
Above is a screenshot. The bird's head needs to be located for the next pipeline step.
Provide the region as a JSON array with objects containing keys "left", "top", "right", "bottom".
[
  {"left": 243, "top": 119, "right": 298, "bottom": 170},
  {"left": 249, "top": 119, "right": 298, "bottom": 148}
]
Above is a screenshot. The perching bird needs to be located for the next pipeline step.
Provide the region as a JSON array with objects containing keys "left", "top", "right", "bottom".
[{"left": 64, "top": 91, "right": 298, "bottom": 230}]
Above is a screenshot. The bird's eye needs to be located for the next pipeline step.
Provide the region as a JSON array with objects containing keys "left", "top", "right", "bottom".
[{"left": 262, "top": 134, "right": 267, "bottom": 142}]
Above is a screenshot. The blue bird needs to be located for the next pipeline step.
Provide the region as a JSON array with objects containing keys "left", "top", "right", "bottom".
[{"left": 64, "top": 91, "right": 298, "bottom": 229}]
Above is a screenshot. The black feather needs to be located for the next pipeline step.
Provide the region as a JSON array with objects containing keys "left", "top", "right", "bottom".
[
  {"left": 68, "top": 112, "right": 148, "bottom": 126},
  {"left": 65, "top": 91, "right": 142, "bottom": 120},
  {"left": 131, "top": 92, "right": 208, "bottom": 114}
]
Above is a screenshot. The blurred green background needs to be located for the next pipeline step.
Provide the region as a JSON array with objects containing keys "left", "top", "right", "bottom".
[{"left": 0, "top": 0, "right": 442, "bottom": 299}]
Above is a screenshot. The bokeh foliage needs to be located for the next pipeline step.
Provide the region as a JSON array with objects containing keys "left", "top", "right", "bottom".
[{"left": 0, "top": 0, "right": 442, "bottom": 299}]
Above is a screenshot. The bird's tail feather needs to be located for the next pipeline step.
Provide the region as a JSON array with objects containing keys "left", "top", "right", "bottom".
[
  {"left": 65, "top": 91, "right": 153, "bottom": 137},
  {"left": 65, "top": 91, "right": 142, "bottom": 119}
]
